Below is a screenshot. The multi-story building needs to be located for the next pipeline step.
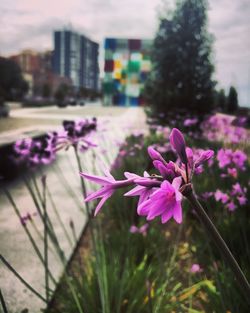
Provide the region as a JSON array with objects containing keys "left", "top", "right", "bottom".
[
  {"left": 52, "top": 29, "right": 99, "bottom": 91},
  {"left": 103, "top": 38, "right": 152, "bottom": 106},
  {"left": 10, "top": 49, "right": 72, "bottom": 96},
  {"left": 10, "top": 49, "right": 41, "bottom": 74}
]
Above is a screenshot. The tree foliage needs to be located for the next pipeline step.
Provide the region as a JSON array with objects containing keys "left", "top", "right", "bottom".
[
  {"left": 216, "top": 89, "right": 227, "bottom": 111},
  {"left": 146, "top": 0, "right": 216, "bottom": 115},
  {"left": 227, "top": 86, "right": 238, "bottom": 113},
  {"left": 0, "top": 57, "right": 28, "bottom": 100}
]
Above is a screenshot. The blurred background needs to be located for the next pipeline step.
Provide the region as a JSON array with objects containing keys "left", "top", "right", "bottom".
[{"left": 0, "top": 0, "right": 249, "bottom": 112}]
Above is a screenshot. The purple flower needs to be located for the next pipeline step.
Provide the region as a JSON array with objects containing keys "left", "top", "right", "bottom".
[
  {"left": 214, "top": 190, "right": 229, "bottom": 204},
  {"left": 20, "top": 213, "right": 32, "bottom": 226},
  {"left": 169, "top": 128, "right": 188, "bottom": 165},
  {"left": 147, "top": 146, "right": 166, "bottom": 163},
  {"left": 201, "top": 192, "right": 214, "bottom": 200},
  {"left": 226, "top": 201, "right": 236, "bottom": 212},
  {"left": 190, "top": 263, "right": 203, "bottom": 273},
  {"left": 129, "top": 223, "right": 149, "bottom": 236},
  {"left": 231, "top": 182, "right": 246, "bottom": 196},
  {"left": 80, "top": 171, "right": 135, "bottom": 216},
  {"left": 125, "top": 186, "right": 157, "bottom": 207},
  {"left": 58, "top": 118, "right": 97, "bottom": 150},
  {"left": 217, "top": 148, "right": 247, "bottom": 171},
  {"left": 124, "top": 171, "right": 160, "bottom": 205},
  {"left": 184, "top": 118, "right": 198, "bottom": 127},
  {"left": 137, "top": 177, "right": 183, "bottom": 224},
  {"left": 232, "top": 150, "right": 247, "bottom": 170},
  {"left": 153, "top": 160, "right": 177, "bottom": 182},
  {"left": 227, "top": 167, "right": 238, "bottom": 178},
  {"left": 237, "top": 195, "right": 247, "bottom": 206}
]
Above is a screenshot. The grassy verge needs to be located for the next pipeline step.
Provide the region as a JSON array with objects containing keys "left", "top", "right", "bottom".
[{"left": 47, "top": 132, "right": 250, "bottom": 313}]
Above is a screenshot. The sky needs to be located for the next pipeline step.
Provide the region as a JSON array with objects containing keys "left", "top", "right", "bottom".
[{"left": 0, "top": 0, "right": 249, "bottom": 106}]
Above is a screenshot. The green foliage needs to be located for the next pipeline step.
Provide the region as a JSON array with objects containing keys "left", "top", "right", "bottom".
[
  {"left": 54, "top": 84, "right": 69, "bottom": 102},
  {"left": 42, "top": 83, "right": 52, "bottom": 98},
  {"left": 216, "top": 89, "right": 227, "bottom": 111},
  {"left": 227, "top": 86, "right": 238, "bottom": 113},
  {"left": 146, "top": 0, "right": 216, "bottom": 115},
  {"left": 0, "top": 57, "right": 29, "bottom": 100}
]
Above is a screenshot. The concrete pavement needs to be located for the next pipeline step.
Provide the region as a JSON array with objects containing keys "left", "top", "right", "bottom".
[{"left": 0, "top": 105, "right": 148, "bottom": 312}]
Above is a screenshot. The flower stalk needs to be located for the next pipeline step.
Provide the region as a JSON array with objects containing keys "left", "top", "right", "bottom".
[
  {"left": 183, "top": 185, "right": 250, "bottom": 303},
  {"left": 0, "top": 254, "right": 47, "bottom": 303},
  {"left": 41, "top": 176, "right": 49, "bottom": 303},
  {"left": 0, "top": 289, "right": 8, "bottom": 313}
]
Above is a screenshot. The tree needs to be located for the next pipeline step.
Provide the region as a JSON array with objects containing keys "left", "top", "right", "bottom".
[
  {"left": 145, "top": 0, "right": 216, "bottom": 115},
  {"left": 227, "top": 86, "right": 238, "bottom": 113},
  {"left": 42, "top": 83, "right": 51, "bottom": 98},
  {"left": 0, "top": 57, "right": 28, "bottom": 100},
  {"left": 217, "top": 89, "right": 227, "bottom": 112}
]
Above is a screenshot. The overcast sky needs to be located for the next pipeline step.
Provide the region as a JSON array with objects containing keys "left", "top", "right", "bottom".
[{"left": 0, "top": 0, "right": 249, "bottom": 106}]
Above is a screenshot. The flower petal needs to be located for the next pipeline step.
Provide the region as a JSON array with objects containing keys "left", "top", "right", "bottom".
[
  {"left": 80, "top": 172, "right": 111, "bottom": 184},
  {"left": 172, "top": 177, "right": 182, "bottom": 190},
  {"left": 124, "top": 185, "right": 145, "bottom": 197},
  {"left": 161, "top": 209, "right": 173, "bottom": 223},
  {"left": 85, "top": 187, "right": 110, "bottom": 201},
  {"left": 94, "top": 190, "right": 114, "bottom": 216},
  {"left": 173, "top": 201, "right": 182, "bottom": 224}
]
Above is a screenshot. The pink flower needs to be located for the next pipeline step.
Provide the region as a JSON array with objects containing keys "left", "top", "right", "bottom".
[
  {"left": 237, "top": 195, "right": 247, "bottom": 206},
  {"left": 81, "top": 171, "right": 135, "bottom": 216},
  {"left": 184, "top": 118, "right": 198, "bottom": 127},
  {"left": 137, "top": 177, "right": 183, "bottom": 224},
  {"left": 148, "top": 146, "right": 166, "bottom": 163},
  {"left": 214, "top": 190, "right": 229, "bottom": 204},
  {"left": 231, "top": 183, "right": 246, "bottom": 196},
  {"left": 232, "top": 150, "right": 247, "bottom": 170},
  {"left": 201, "top": 192, "right": 214, "bottom": 200},
  {"left": 227, "top": 168, "right": 238, "bottom": 178},
  {"left": 190, "top": 263, "right": 203, "bottom": 273},
  {"left": 226, "top": 201, "right": 237, "bottom": 212},
  {"left": 129, "top": 223, "right": 149, "bottom": 236}
]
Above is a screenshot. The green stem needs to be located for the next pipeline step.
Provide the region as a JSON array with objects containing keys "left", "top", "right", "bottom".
[
  {"left": 42, "top": 178, "right": 49, "bottom": 303},
  {"left": 23, "top": 175, "right": 66, "bottom": 261},
  {"left": 0, "top": 255, "right": 47, "bottom": 303},
  {"left": 0, "top": 289, "right": 8, "bottom": 313},
  {"left": 185, "top": 188, "right": 250, "bottom": 303},
  {"left": 3, "top": 188, "right": 57, "bottom": 285},
  {"left": 73, "top": 145, "right": 91, "bottom": 219}
]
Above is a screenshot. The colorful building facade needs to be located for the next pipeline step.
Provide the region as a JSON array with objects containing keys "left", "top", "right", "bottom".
[{"left": 103, "top": 38, "right": 152, "bottom": 106}]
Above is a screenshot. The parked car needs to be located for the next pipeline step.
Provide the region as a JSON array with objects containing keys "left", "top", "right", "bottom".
[
  {"left": 0, "top": 99, "right": 10, "bottom": 117},
  {"left": 57, "top": 100, "right": 68, "bottom": 108},
  {"left": 78, "top": 99, "right": 85, "bottom": 106},
  {"left": 68, "top": 97, "right": 77, "bottom": 106}
]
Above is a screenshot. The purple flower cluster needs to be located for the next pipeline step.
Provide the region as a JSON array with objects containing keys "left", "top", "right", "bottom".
[
  {"left": 202, "top": 114, "right": 249, "bottom": 144},
  {"left": 12, "top": 118, "right": 97, "bottom": 168},
  {"left": 213, "top": 182, "right": 247, "bottom": 212},
  {"left": 81, "top": 128, "right": 214, "bottom": 224},
  {"left": 13, "top": 134, "right": 57, "bottom": 166},
  {"left": 217, "top": 148, "right": 247, "bottom": 170},
  {"left": 216, "top": 148, "right": 247, "bottom": 179},
  {"left": 111, "top": 133, "right": 145, "bottom": 170},
  {"left": 58, "top": 118, "right": 97, "bottom": 151}
]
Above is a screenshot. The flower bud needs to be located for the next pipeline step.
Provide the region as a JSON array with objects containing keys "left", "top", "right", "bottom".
[{"left": 170, "top": 128, "right": 188, "bottom": 164}]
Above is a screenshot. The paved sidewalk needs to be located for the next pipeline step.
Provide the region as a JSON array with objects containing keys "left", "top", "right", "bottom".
[{"left": 0, "top": 106, "right": 148, "bottom": 312}]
